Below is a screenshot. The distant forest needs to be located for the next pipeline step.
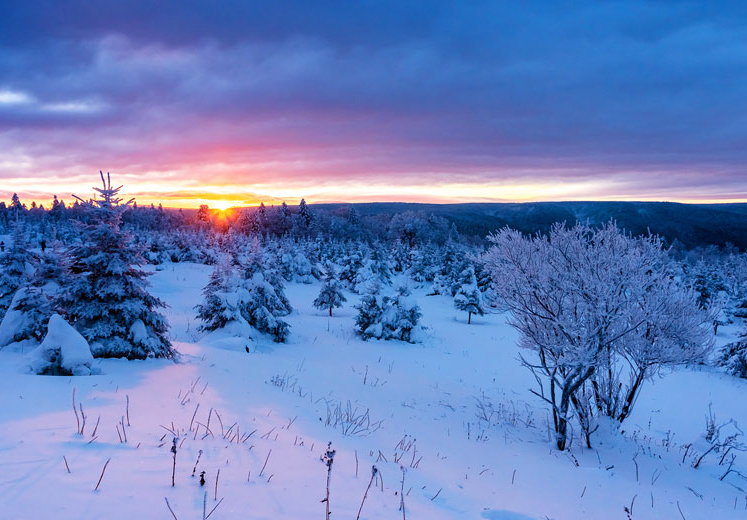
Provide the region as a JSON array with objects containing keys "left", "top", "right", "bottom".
[{"left": 1, "top": 194, "right": 746, "bottom": 251}]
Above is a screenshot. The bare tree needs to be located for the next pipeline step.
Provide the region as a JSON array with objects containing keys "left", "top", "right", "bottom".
[{"left": 483, "top": 222, "right": 713, "bottom": 450}]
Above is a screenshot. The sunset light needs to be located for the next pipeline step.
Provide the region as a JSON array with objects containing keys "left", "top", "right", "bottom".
[
  {"left": 1, "top": 2, "right": 746, "bottom": 206},
  {"left": 1, "top": 3, "right": 746, "bottom": 520}
]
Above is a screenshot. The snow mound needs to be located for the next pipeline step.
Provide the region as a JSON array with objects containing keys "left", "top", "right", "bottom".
[{"left": 27, "top": 314, "right": 95, "bottom": 376}]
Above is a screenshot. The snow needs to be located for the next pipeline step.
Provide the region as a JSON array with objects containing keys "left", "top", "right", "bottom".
[
  {"left": 0, "top": 262, "right": 745, "bottom": 519},
  {"left": 0, "top": 288, "right": 28, "bottom": 347},
  {"left": 26, "top": 314, "right": 95, "bottom": 376}
]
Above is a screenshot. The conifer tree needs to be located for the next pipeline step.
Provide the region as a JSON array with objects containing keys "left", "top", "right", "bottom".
[
  {"left": 60, "top": 172, "right": 174, "bottom": 359},
  {"left": 0, "top": 224, "right": 29, "bottom": 318},
  {"left": 355, "top": 284, "right": 385, "bottom": 340},
  {"left": 388, "top": 284, "right": 422, "bottom": 342},
  {"left": 313, "top": 265, "right": 347, "bottom": 316},
  {"left": 1, "top": 248, "right": 65, "bottom": 344},
  {"left": 296, "top": 198, "right": 314, "bottom": 231},
  {"left": 453, "top": 265, "right": 485, "bottom": 324},
  {"left": 242, "top": 271, "right": 291, "bottom": 342},
  {"left": 195, "top": 257, "right": 245, "bottom": 332}
]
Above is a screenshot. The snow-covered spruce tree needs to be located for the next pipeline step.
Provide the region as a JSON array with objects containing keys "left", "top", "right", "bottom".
[
  {"left": 355, "top": 284, "right": 386, "bottom": 340},
  {"left": 291, "top": 251, "right": 317, "bottom": 283},
  {"left": 239, "top": 237, "right": 292, "bottom": 317},
  {"left": 296, "top": 198, "right": 314, "bottom": 232},
  {"left": 354, "top": 284, "right": 421, "bottom": 343},
  {"left": 0, "top": 249, "right": 65, "bottom": 346},
  {"left": 453, "top": 265, "right": 485, "bottom": 324},
  {"left": 386, "top": 284, "right": 422, "bottom": 343},
  {"left": 198, "top": 240, "right": 291, "bottom": 342},
  {"left": 0, "top": 223, "right": 30, "bottom": 319},
  {"left": 339, "top": 249, "right": 365, "bottom": 291},
  {"left": 313, "top": 265, "right": 347, "bottom": 316},
  {"left": 718, "top": 331, "right": 747, "bottom": 378},
  {"left": 483, "top": 222, "right": 713, "bottom": 450},
  {"left": 195, "top": 256, "right": 246, "bottom": 332},
  {"left": 367, "top": 246, "right": 393, "bottom": 285},
  {"left": 59, "top": 172, "right": 174, "bottom": 359},
  {"left": 243, "top": 271, "right": 291, "bottom": 342}
]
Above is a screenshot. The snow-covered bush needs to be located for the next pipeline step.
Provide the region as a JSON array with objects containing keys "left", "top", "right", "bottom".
[
  {"left": 27, "top": 314, "right": 94, "bottom": 376},
  {"left": 354, "top": 284, "right": 422, "bottom": 343},
  {"left": 59, "top": 173, "right": 174, "bottom": 360},
  {"left": 483, "top": 222, "right": 713, "bottom": 450},
  {"left": 313, "top": 265, "right": 347, "bottom": 316},
  {"left": 280, "top": 250, "right": 317, "bottom": 283},
  {"left": 427, "top": 273, "right": 450, "bottom": 296},
  {"left": 718, "top": 338, "right": 747, "bottom": 378},
  {"left": 453, "top": 265, "right": 485, "bottom": 324}
]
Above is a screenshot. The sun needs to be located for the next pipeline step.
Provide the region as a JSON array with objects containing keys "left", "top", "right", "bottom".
[{"left": 211, "top": 200, "right": 234, "bottom": 211}]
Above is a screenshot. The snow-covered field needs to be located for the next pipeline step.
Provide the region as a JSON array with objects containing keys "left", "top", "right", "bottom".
[{"left": 1, "top": 262, "right": 746, "bottom": 519}]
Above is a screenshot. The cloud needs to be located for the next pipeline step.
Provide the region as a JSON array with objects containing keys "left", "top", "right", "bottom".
[{"left": 0, "top": 1, "right": 745, "bottom": 204}]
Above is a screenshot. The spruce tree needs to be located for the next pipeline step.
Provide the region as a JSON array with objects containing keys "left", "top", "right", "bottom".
[
  {"left": 296, "top": 198, "right": 314, "bottom": 232},
  {"left": 719, "top": 336, "right": 747, "bottom": 378},
  {"left": 1, "top": 249, "right": 65, "bottom": 344},
  {"left": 60, "top": 172, "right": 174, "bottom": 359},
  {"left": 243, "top": 272, "right": 291, "bottom": 342},
  {"left": 313, "top": 265, "right": 347, "bottom": 316},
  {"left": 388, "top": 284, "right": 422, "bottom": 342},
  {"left": 355, "top": 285, "right": 385, "bottom": 340},
  {"left": 195, "top": 257, "right": 245, "bottom": 332},
  {"left": 453, "top": 265, "right": 484, "bottom": 324},
  {"left": 0, "top": 224, "right": 29, "bottom": 318}
]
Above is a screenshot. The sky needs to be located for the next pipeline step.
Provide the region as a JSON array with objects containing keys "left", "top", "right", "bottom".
[{"left": 0, "top": 1, "right": 746, "bottom": 208}]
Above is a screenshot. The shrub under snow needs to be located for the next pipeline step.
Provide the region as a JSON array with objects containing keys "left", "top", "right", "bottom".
[
  {"left": 27, "top": 314, "right": 95, "bottom": 376},
  {"left": 718, "top": 338, "right": 747, "bottom": 378},
  {"left": 355, "top": 285, "right": 422, "bottom": 343}
]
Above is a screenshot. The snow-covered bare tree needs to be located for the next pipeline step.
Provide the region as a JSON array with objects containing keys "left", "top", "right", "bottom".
[
  {"left": 453, "top": 265, "right": 484, "bottom": 324},
  {"left": 483, "top": 222, "right": 713, "bottom": 450},
  {"left": 60, "top": 173, "right": 174, "bottom": 359},
  {"left": 313, "top": 265, "right": 347, "bottom": 316}
]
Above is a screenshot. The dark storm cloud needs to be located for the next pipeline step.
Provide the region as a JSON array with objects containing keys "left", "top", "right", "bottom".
[{"left": 0, "top": 0, "right": 746, "bottom": 201}]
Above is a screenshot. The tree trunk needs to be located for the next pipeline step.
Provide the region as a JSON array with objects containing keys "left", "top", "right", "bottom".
[
  {"left": 468, "top": 312, "right": 472, "bottom": 324},
  {"left": 618, "top": 368, "right": 646, "bottom": 423},
  {"left": 329, "top": 305, "right": 333, "bottom": 317},
  {"left": 556, "top": 396, "right": 570, "bottom": 451}
]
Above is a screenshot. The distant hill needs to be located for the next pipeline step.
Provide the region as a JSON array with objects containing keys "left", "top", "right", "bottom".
[{"left": 311, "top": 201, "right": 747, "bottom": 250}]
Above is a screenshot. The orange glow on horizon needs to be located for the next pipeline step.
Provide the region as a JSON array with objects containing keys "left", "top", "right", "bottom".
[{"left": 1, "top": 177, "right": 745, "bottom": 209}]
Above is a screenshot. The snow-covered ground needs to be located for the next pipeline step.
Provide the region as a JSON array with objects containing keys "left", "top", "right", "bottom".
[{"left": 1, "top": 262, "right": 746, "bottom": 519}]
